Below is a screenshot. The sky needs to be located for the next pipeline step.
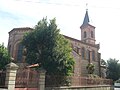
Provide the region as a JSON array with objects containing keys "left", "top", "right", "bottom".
[{"left": 0, "top": 0, "right": 120, "bottom": 61}]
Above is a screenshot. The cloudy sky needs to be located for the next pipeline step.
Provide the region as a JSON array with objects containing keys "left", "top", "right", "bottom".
[{"left": 0, "top": 0, "right": 120, "bottom": 61}]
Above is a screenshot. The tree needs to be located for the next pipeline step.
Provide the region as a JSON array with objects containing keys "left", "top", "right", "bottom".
[
  {"left": 0, "top": 44, "right": 10, "bottom": 70},
  {"left": 101, "top": 59, "right": 107, "bottom": 66},
  {"left": 106, "top": 58, "right": 120, "bottom": 81},
  {"left": 22, "top": 18, "right": 75, "bottom": 77}
]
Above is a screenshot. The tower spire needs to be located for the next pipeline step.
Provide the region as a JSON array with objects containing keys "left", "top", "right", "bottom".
[{"left": 81, "top": 9, "right": 90, "bottom": 27}]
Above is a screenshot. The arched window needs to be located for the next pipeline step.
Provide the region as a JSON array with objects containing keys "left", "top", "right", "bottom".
[
  {"left": 84, "top": 31, "right": 87, "bottom": 38},
  {"left": 8, "top": 45, "right": 11, "bottom": 54},
  {"left": 86, "top": 49, "right": 90, "bottom": 61},
  {"left": 91, "top": 31, "right": 93, "bottom": 38},
  {"left": 77, "top": 47, "right": 81, "bottom": 54},
  {"left": 92, "top": 50, "right": 95, "bottom": 61},
  {"left": 17, "top": 43, "right": 23, "bottom": 62},
  {"left": 81, "top": 47, "right": 85, "bottom": 59}
]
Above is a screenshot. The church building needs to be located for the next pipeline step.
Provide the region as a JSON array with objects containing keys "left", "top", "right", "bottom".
[{"left": 8, "top": 10, "right": 102, "bottom": 77}]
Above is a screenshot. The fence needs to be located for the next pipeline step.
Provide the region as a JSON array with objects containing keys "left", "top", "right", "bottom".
[
  {"left": 15, "top": 68, "right": 39, "bottom": 88},
  {"left": 46, "top": 75, "right": 71, "bottom": 87},
  {"left": 0, "top": 62, "right": 46, "bottom": 90},
  {"left": 0, "top": 62, "right": 113, "bottom": 90},
  {"left": 0, "top": 71, "right": 6, "bottom": 88},
  {"left": 72, "top": 76, "right": 112, "bottom": 86},
  {"left": 46, "top": 75, "right": 112, "bottom": 87}
]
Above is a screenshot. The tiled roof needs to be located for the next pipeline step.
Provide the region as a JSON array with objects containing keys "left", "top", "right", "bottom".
[{"left": 63, "top": 35, "right": 99, "bottom": 48}]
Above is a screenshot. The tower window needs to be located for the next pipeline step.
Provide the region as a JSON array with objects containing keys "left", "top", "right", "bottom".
[
  {"left": 84, "top": 31, "right": 87, "bottom": 38},
  {"left": 91, "top": 31, "right": 93, "bottom": 38}
]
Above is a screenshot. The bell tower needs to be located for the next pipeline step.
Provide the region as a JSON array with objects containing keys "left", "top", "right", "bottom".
[{"left": 80, "top": 9, "right": 96, "bottom": 45}]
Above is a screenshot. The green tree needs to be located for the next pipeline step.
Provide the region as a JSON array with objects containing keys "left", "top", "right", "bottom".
[
  {"left": 22, "top": 18, "right": 75, "bottom": 77},
  {"left": 106, "top": 58, "right": 120, "bottom": 81},
  {"left": 101, "top": 59, "right": 107, "bottom": 66},
  {"left": 0, "top": 44, "right": 10, "bottom": 70}
]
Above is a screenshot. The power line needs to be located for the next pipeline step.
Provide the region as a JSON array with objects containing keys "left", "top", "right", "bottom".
[
  {"left": 16, "top": 0, "right": 81, "bottom": 6},
  {"left": 15, "top": 0, "right": 120, "bottom": 10}
]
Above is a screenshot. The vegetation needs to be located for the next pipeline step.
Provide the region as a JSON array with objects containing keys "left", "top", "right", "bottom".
[
  {"left": 106, "top": 58, "right": 120, "bottom": 81},
  {"left": 0, "top": 44, "right": 10, "bottom": 70},
  {"left": 87, "top": 74, "right": 100, "bottom": 78},
  {"left": 115, "top": 79, "right": 120, "bottom": 83},
  {"left": 86, "top": 63, "right": 95, "bottom": 74},
  {"left": 101, "top": 59, "right": 107, "bottom": 66},
  {"left": 22, "top": 18, "right": 75, "bottom": 78}
]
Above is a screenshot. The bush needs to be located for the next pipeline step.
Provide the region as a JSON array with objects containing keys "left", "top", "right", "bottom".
[
  {"left": 115, "top": 79, "right": 120, "bottom": 83},
  {"left": 86, "top": 63, "right": 95, "bottom": 74}
]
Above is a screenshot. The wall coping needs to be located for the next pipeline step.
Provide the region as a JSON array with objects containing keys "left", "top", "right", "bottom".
[
  {"left": 0, "top": 89, "right": 7, "bottom": 90},
  {"left": 51, "top": 85, "right": 112, "bottom": 89},
  {"left": 6, "top": 62, "right": 19, "bottom": 70}
]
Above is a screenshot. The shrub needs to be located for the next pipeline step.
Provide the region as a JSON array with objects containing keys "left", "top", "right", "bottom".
[
  {"left": 86, "top": 63, "right": 95, "bottom": 74},
  {"left": 115, "top": 79, "right": 120, "bottom": 83}
]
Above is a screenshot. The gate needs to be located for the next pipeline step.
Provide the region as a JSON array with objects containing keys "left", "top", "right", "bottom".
[
  {"left": 0, "top": 71, "right": 6, "bottom": 88},
  {"left": 15, "top": 68, "right": 39, "bottom": 89}
]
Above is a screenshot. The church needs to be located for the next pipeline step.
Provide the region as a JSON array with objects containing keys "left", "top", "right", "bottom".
[{"left": 7, "top": 10, "right": 102, "bottom": 77}]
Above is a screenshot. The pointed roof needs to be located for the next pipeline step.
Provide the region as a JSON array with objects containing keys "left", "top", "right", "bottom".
[{"left": 81, "top": 9, "right": 90, "bottom": 27}]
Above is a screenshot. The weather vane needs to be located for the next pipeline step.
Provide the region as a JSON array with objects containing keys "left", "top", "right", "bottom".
[{"left": 86, "top": 3, "right": 88, "bottom": 11}]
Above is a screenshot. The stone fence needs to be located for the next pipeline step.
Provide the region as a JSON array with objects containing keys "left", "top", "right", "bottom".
[{"left": 0, "top": 62, "right": 46, "bottom": 90}]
